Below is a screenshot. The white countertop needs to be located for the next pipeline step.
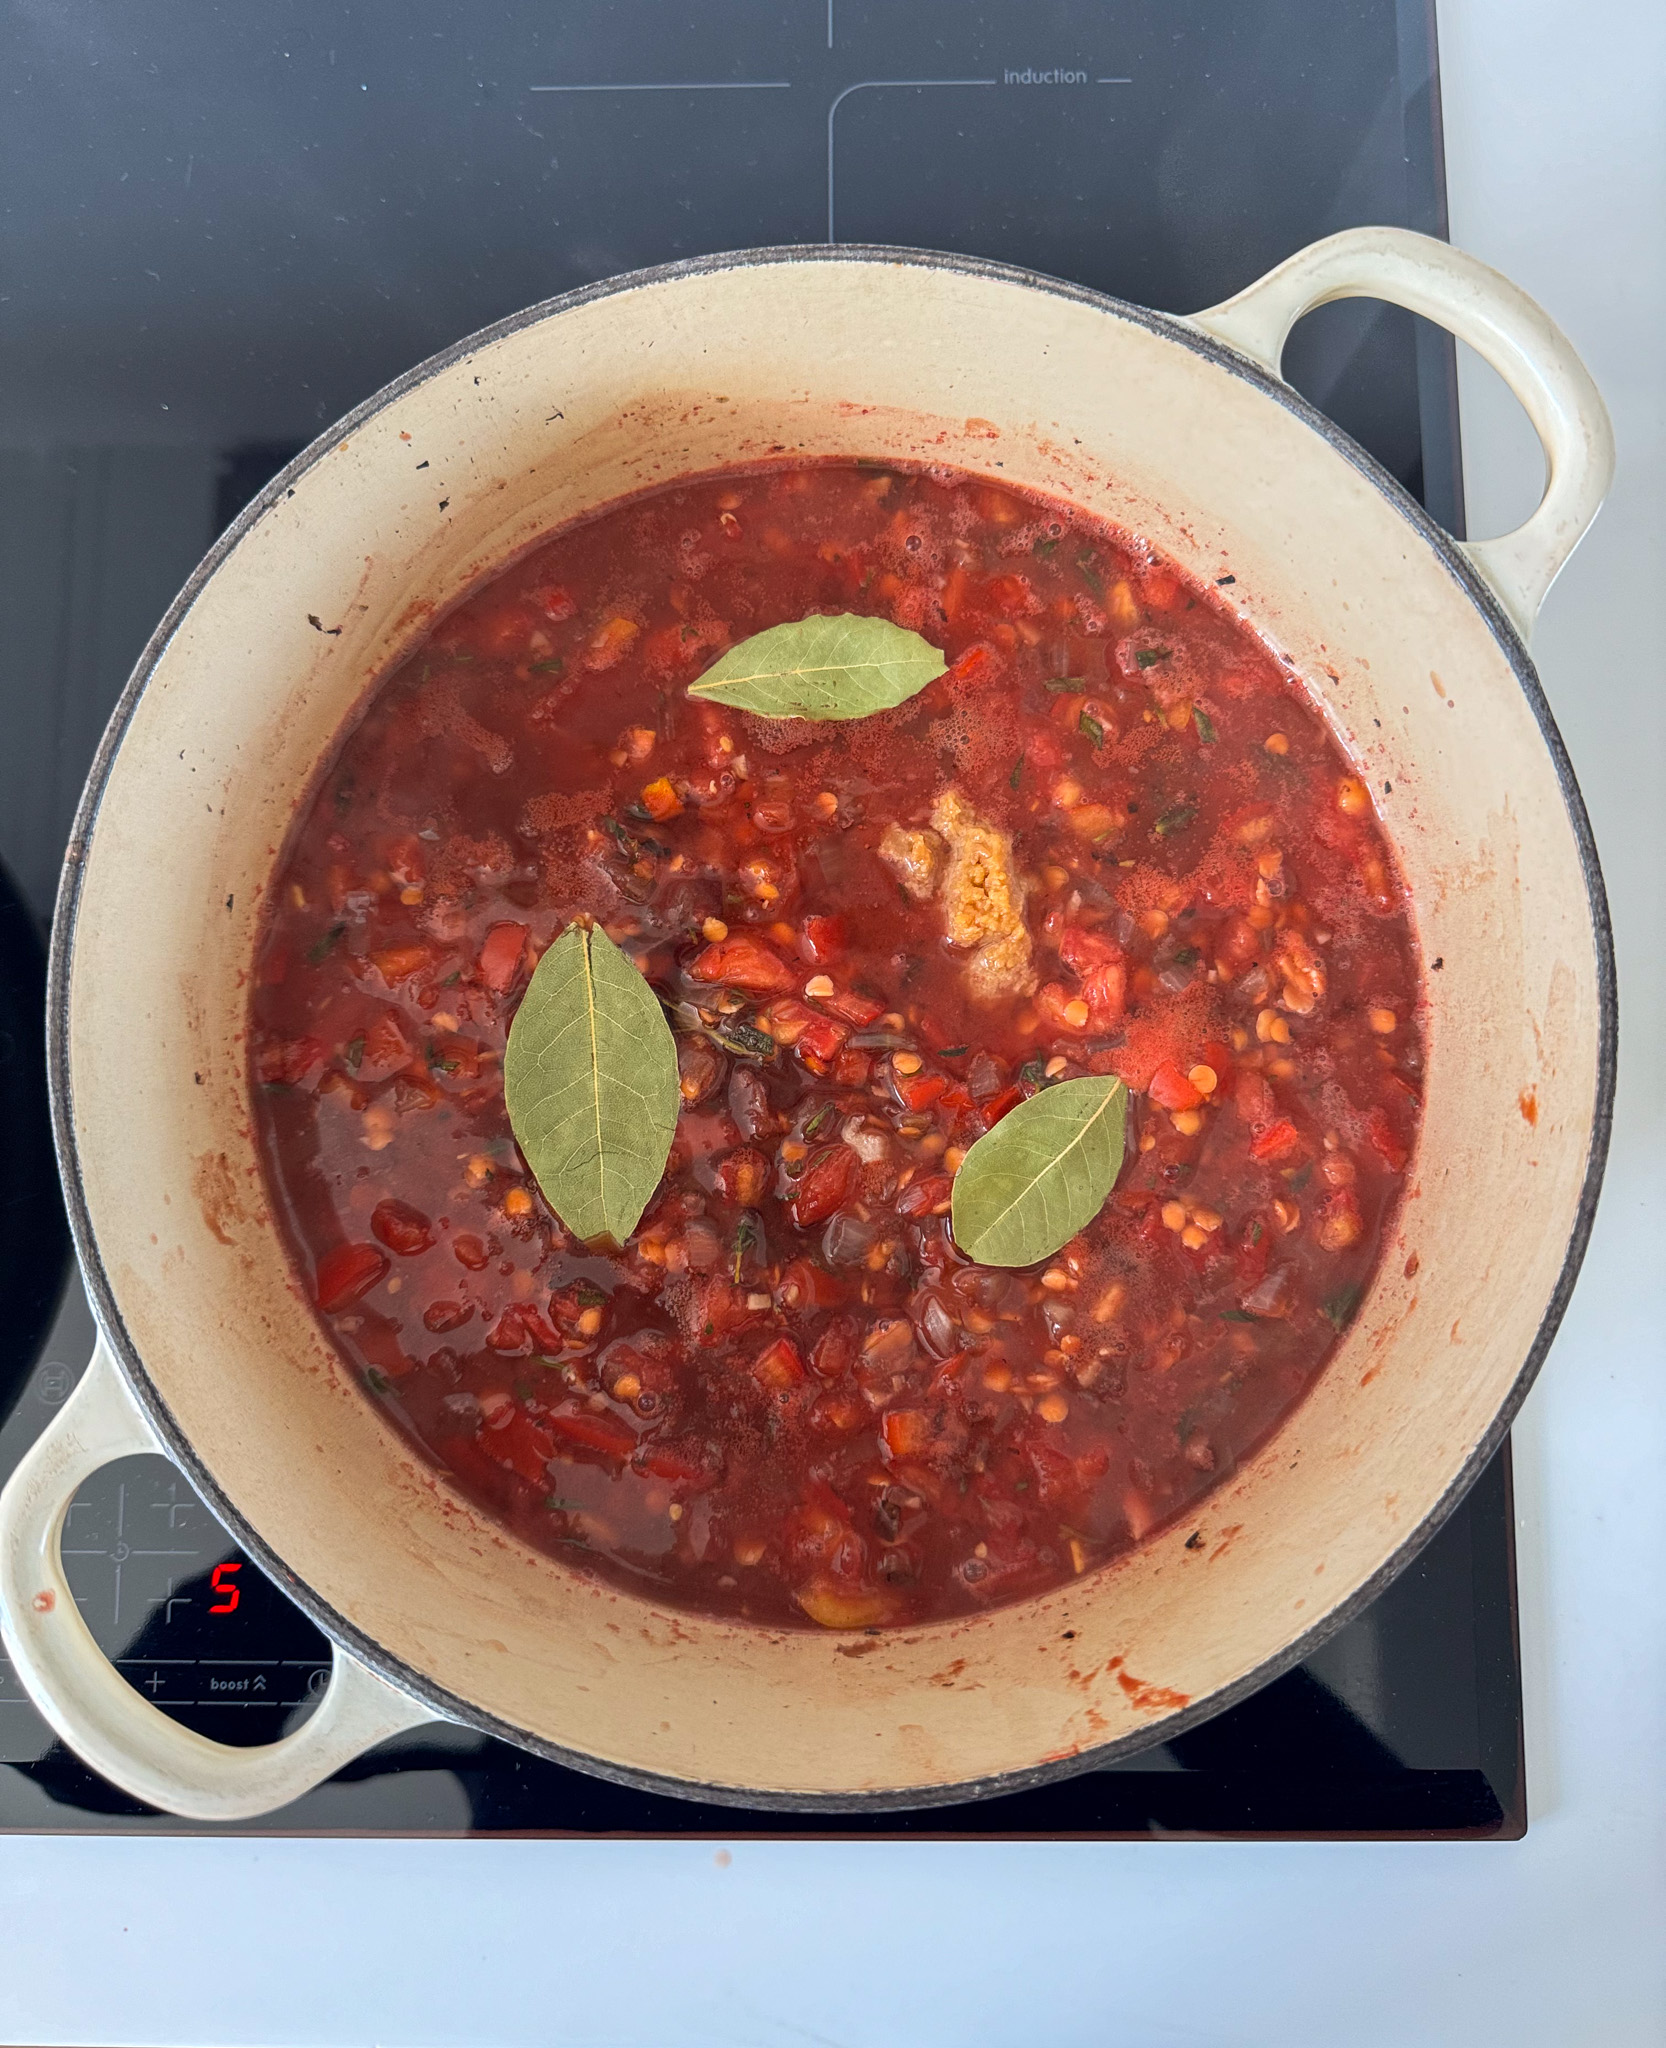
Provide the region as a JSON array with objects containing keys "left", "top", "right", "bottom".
[{"left": 2, "top": 1, "right": 1661, "bottom": 2040}]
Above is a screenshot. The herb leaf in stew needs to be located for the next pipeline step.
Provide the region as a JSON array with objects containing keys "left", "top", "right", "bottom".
[
  {"left": 504, "top": 922, "right": 680, "bottom": 1245},
  {"left": 952, "top": 1077, "right": 1128, "bottom": 1267},
  {"left": 687, "top": 612, "right": 947, "bottom": 720}
]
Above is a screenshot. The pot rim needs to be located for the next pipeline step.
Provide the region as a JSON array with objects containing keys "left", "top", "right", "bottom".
[{"left": 44, "top": 241, "right": 1618, "bottom": 1813}]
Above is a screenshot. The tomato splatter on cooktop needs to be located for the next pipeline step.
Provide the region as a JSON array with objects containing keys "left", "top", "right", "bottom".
[{"left": 250, "top": 461, "right": 1423, "bottom": 1630}]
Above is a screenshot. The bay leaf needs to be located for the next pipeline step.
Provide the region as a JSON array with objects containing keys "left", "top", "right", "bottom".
[
  {"left": 687, "top": 612, "right": 947, "bottom": 721},
  {"left": 950, "top": 1076, "right": 1128, "bottom": 1268},
  {"left": 504, "top": 921, "right": 680, "bottom": 1245}
]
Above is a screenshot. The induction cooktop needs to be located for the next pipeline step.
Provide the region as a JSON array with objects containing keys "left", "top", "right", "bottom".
[{"left": 0, "top": 0, "right": 1523, "bottom": 1836}]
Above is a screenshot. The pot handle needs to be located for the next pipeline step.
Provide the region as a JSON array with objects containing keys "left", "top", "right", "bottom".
[
  {"left": 1187, "top": 226, "right": 1615, "bottom": 645},
  {"left": 0, "top": 1335, "right": 442, "bottom": 1821}
]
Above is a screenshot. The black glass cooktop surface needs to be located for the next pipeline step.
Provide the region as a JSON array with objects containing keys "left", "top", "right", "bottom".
[{"left": 0, "top": 0, "right": 1523, "bottom": 1836}]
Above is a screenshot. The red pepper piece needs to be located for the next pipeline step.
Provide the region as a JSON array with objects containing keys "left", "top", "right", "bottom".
[
  {"left": 980, "top": 1085, "right": 1025, "bottom": 1126},
  {"left": 546, "top": 1407, "right": 637, "bottom": 1462},
  {"left": 477, "top": 921, "right": 530, "bottom": 994},
  {"left": 820, "top": 986, "right": 885, "bottom": 1027},
  {"left": 371, "top": 1198, "right": 434, "bottom": 1256},
  {"left": 1365, "top": 1105, "right": 1411, "bottom": 1172},
  {"left": 1250, "top": 1118, "right": 1303, "bottom": 1162},
  {"left": 314, "top": 1242, "right": 389, "bottom": 1313},
  {"left": 897, "top": 1071, "right": 948, "bottom": 1113},
  {"left": 752, "top": 1337, "right": 807, "bottom": 1389},
  {"left": 882, "top": 1409, "right": 933, "bottom": 1458},
  {"left": 484, "top": 1411, "right": 558, "bottom": 1487},
  {"left": 790, "top": 1143, "right": 858, "bottom": 1227},
  {"left": 800, "top": 915, "right": 846, "bottom": 965},
  {"left": 796, "top": 1014, "right": 850, "bottom": 1064},
  {"left": 1149, "top": 1060, "right": 1204, "bottom": 1113}
]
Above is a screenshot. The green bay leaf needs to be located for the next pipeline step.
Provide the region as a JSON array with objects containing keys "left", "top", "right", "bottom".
[
  {"left": 950, "top": 1076, "right": 1129, "bottom": 1269},
  {"left": 687, "top": 612, "right": 947, "bottom": 721},
  {"left": 503, "top": 922, "right": 679, "bottom": 1246}
]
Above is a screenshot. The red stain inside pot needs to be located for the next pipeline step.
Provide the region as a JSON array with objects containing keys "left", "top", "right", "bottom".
[{"left": 249, "top": 461, "right": 1423, "bottom": 1630}]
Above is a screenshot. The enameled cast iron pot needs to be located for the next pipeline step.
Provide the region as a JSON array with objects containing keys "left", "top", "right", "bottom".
[{"left": 0, "top": 229, "right": 1616, "bottom": 1819}]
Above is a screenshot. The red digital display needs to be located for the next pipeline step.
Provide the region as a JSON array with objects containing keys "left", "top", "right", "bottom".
[{"left": 209, "top": 1561, "right": 242, "bottom": 1614}]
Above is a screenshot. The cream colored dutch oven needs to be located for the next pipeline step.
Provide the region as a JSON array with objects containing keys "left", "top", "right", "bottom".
[{"left": 0, "top": 228, "right": 1615, "bottom": 1820}]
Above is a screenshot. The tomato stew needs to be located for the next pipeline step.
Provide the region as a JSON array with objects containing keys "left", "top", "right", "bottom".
[{"left": 252, "top": 462, "right": 1423, "bottom": 1630}]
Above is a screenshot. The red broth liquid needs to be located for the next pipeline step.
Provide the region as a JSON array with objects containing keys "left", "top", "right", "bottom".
[{"left": 251, "top": 462, "right": 1423, "bottom": 1630}]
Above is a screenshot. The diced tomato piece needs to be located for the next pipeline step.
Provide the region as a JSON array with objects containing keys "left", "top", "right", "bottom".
[
  {"left": 422, "top": 1299, "right": 473, "bottom": 1333},
  {"left": 881, "top": 1409, "right": 934, "bottom": 1459},
  {"left": 796, "top": 1014, "right": 849, "bottom": 1064},
  {"left": 583, "top": 615, "right": 641, "bottom": 670},
  {"left": 356, "top": 1011, "right": 412, "bottom": 1081},
  {"left": 370, "top": 1198, "right": 434, "bottom": 1256},
  {"left": 257, "top": 1036, "right": 324, "bottom": 1087},
  {"left": 833, "top": 1047, "right": 872, "bottom": 1087},
  {"left": 762, "top": 997, "right": 815, "bottom": 1046},
  {"left": 1149, "top": 1060, "right": 1204, "bottom": 1113},
  {"left": 777, "top": 1258, "right": 844, "bottom": 1311},
  {"left": 1025, "top": 1437, "right": 1081, "bottom": 1505},
  {"left": 821, "top": 985, "right": 884, "bottom": 1027},
  {"left": 529, "top": 583, "right": 575, "bottom": 622},
  {"left": 982, "top": 571, "right": 1034, "bottom": 615},
  {"left": 486, "top": 1308, "right": 530, "bottom": 1353},
  {"left": 715, "top": 1147, "right": 771, "bottom": 1207},
  {"left": 689, "top": 933, "right": 796, "bottom": 995},
  {"left": 752, "top": 1337, "right": 807, "bottom": 1390},
  {"left": 1036, "top": 982, "right": 1093, "bottom": 1035},
  {"left": 1058, "top": 925, "right": 1127, "bottom": 1025},
  {"left": 483, "top": 1410, "right": 557, "bottom": 1487},
  {"left": 314, "top": 1242, "right": 388, "bottom": 1313},
  {"left": 384, "top": 835, "right": 426, "bottom": 888},
  {"left": 790, "top": 1143, "right": 858, "bottom": 1227},
  {"left": 685, "top": 1277, "right": 770, "bottom": 1341},
  {"left": 547, "top": 1407, "right": 637, "bottom": 1461},
  {"left": 810, "top": 1314, "right": 861, "bottom": 1380},
  {"left": 1250, "top": 1118, "right": 1303, "bottom": 1163},
  {"left": 371, "top": 944, "right": 433, "bottom": 987},
  {"left": 474, "top": 604, "right": 541, "bottom": 659},
  {"left": 477, "top": 921, "right": 529, "bottom": 994},
  {"left": 800, "top": 916, "right": 846, "bottom": 965},
  {"left": 896, "top": 1173, "right": 954, "bottom": 1218},
  {"left": 640, "top": 776, "right": 683, "bottom": 822},
  {"left": 518, "top": 1303, "right": 562, "bottom": 1354},
  {"left": 1366, "top": 1105, "right": 1411, "bottom": 1172},
  {"left": 810, "top": 1392, "right": 868, "bottom": 1433}
]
